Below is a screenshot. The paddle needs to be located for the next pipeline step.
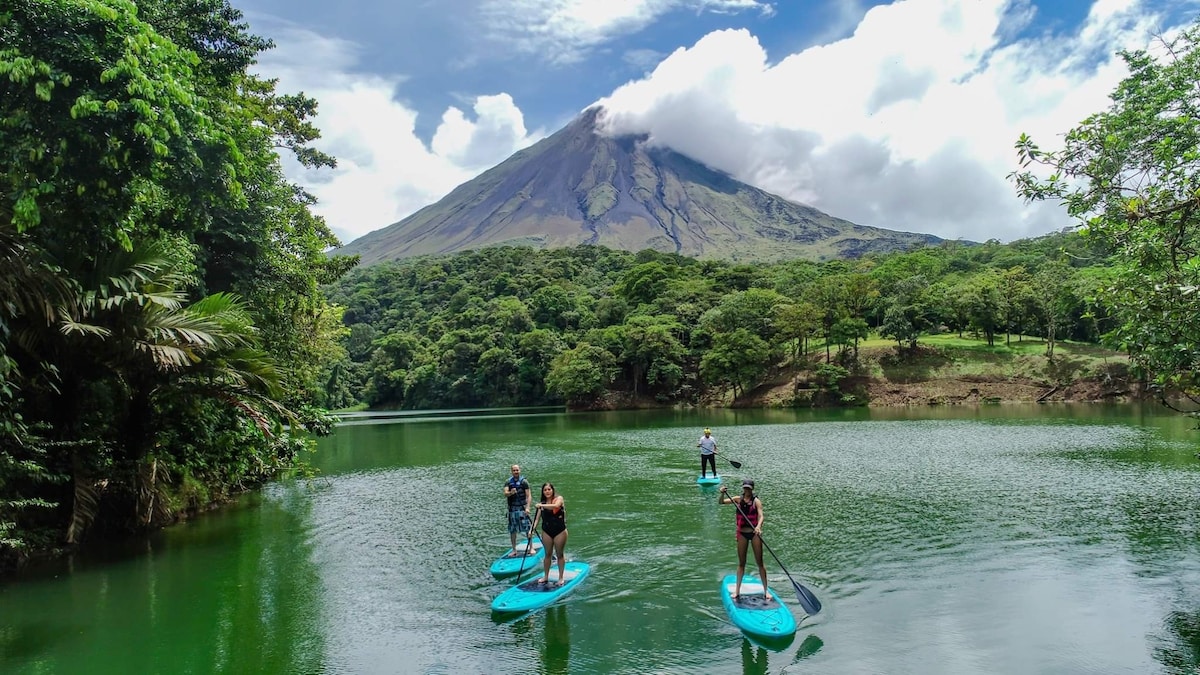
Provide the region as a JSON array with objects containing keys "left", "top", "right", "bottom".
[
  {"left": 513, "top": 509, "right": 540, "bottom": 584},
  {"left": 721, "top": 487, "right": 822, "bottom": 616},
  {"left": 716, "top": 451, "right": 743, "bottom": 470}
]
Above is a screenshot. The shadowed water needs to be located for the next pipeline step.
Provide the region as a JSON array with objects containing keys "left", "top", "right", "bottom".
[{"left": 2, "top": 404, "right": 1199, "bottom": 674}]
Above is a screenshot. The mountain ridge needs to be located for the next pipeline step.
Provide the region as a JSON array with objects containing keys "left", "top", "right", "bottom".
[{"left": 337, "top": 107, "right": 943, "bottom": 265}]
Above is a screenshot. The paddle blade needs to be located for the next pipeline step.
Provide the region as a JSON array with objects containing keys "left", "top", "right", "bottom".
[
  {"left": 791, "top": 579, "right": 822, "bottom": 615},
  {"left": 728, "top": 459, "right": 742, "bottom": 469}
]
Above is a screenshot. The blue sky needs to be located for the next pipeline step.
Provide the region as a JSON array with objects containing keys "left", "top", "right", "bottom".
[{"left": 237, "top": 0, "right": 1199, "bottom": 245}]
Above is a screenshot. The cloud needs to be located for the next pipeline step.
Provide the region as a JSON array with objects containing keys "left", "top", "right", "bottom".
[
  {"left": 595, "top": 0, "right": 1177, "bottom": 241},
  {"left": 479, "top": 0, "right": 774, "bottom": 64},
  {"left": 253, "top": 25, "right": 543, "bottom": 243}
]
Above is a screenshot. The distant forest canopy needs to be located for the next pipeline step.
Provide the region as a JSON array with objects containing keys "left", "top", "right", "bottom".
[{"left": 321, "top": 230, "right": 1117, "bottom": 410}]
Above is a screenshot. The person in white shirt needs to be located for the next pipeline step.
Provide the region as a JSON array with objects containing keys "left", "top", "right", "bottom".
[{"left": 697, "top": 428, "right": 718, "bottom": 478}]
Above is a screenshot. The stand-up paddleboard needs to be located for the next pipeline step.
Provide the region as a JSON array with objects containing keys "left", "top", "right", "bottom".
[
  {"left": 697, "top": 474, "right": 722, "bottom": 486},
  {"left": 491, "top": 561, "right": 590, "bottom": 613},
  {"left": 490, "top": 541, "right": 545, "bottom": 578},
  {"left": 720, "top": 574, "right": 796, "bottom": 640}
]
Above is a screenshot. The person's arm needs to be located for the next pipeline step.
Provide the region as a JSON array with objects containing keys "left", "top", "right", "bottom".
[
  {"left": 536, "top": 495, "right": 564, "bottom": 510},
  {"left": 503, "top": 481, "right": 513, "bottom": 497},
  {"left": 754, "top": 498, "right": 764, "bottom": 534},
  {"left": 522, "top": 483, "right": 531, "bottom": 512},
  {"left": 718, "top": 487, "right": 733, "bottom": 505}
]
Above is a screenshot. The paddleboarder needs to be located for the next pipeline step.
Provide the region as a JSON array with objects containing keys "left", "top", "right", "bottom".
[
  {"left": 719, "top": 479, "right": 768, "bottom": 600},
  {"left": 503, "top": 464, "right": 532, "bottom": 556},
  {"left": 532, "top": 482, "right": 568, "bottom": 586},
  {"left": 697, "top": 427, "right": 718, "bottom": 479}
]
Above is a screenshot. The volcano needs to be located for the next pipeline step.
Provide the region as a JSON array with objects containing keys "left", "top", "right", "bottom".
[{"left": 336, "top": 107, "right": 942, "bottom": 265}]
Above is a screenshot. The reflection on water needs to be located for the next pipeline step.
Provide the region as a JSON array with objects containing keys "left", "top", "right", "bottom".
[
  {"left": 1150, "top": 607, "right": 1200, "bottom": 673},
  {"left": 0, "top": 492, "right": 325, "bottom": 673},
  {"left": 541, "top": 604, "right": 570, "bottom": 675},
  {"left": 741, "top": 638, "right": 769, "bottom": 674}
]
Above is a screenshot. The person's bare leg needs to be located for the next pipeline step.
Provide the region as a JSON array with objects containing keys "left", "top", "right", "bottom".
[
  {"left": 539, "top": 531, "right": 553, "bottom": 584},
  {"left": 734, "top": 534, "right": 749, "bottom": 599},
  {"left": 554, "top": 531, "right": 568, "bottom": 584},
  {"left": 752, "top": 537, "right": 768, "bottom": 599}
]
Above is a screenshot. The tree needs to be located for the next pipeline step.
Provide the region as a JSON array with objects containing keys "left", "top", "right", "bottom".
[
  {"left": 0, "top": 0, "right": 348, "bottom": 564},
  {"left": 615, "top": 262, "right": 674, "bottom": 307},
  {"left": 619, "top": 314, "right": 685, "bottom": 396},
  {"left": 830, "top": 317, "right": 869, "bottom": 360},
  {"left": 878, "top": 275, "right": 931, "bottom": 350},
  {"left": 546, "top": 343, "right": 615, "bottom": 406},
  {"left": 699, "top": 328, "right": 771, "bottom": 399},
  {"left": 1013, "top": 24, "right": 1200, "bottom": 405},
  {"left": 773, "top": 301, "right": 821, "bottom": 362},
  {"left": 1033, "top": 261, "right": 1077, "bottom": 357},
  {"left": 964, "top": 270, "right": 1005, "bottom": 347}
]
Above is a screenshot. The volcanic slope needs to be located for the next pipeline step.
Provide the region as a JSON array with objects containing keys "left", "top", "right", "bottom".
[{"left": 337, "top": 108, "right": 942, "bottom": 265}]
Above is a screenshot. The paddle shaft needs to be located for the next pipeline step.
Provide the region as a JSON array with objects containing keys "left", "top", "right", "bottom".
[
  {"left": 700, "top": 447, "right": 742, "bottom": 470},
  {"left": 513, "top": 507, "right": 539, "bottom": 582},
  {"left": 722, "top": 489, "right": 822, "bottom": 615}
]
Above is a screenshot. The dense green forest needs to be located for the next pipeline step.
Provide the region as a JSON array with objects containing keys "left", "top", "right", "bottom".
[
  {"left": 322, "top": 232, "right": 1117, "bottom": 411},
  {"left": 0, "top": 0, "right": 355, "bottom": 570},
  {"left": 4, "top": 0, "right": 1200, "bottom": 573}
]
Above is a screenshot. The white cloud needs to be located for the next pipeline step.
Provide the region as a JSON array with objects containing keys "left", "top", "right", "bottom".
[
  {"left": 479, "top": 0, "right": 774, "bottom": 64},
  {"left": 595, "top": 0, "right": 1177, "bottom": 241},
  {"left": 253, "top": 26, "right": 543, "bottom": 244}
]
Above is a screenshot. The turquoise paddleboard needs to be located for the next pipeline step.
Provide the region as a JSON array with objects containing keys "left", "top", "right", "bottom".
[
  {"left": 720, "top": 574, "right": 797, "bottom": 639},
  {"left": 490, "top": 541, "right": 545, "bottom": 578},
  {"left": 491, "top": 561, "right": 590, "bottom": 613},
  {"left": 697, "top": 474, "right": 722, "bottom": 485}
]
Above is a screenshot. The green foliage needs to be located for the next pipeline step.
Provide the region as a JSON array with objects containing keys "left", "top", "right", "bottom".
[
  {"left": 0, "top": 0, "right": 351, "bottom": 565},
  {"left": 326, "top": 224, "right": 1121, "bottom": 411},
  {"left": 700, "top": 328, "right": 771, "bottom": 398},
  {"left": 1012, "top": 23, "right": 1200, "bottom": 406},
  {"left": 546, "top": 343, "right": 616, "bottom": 405}
]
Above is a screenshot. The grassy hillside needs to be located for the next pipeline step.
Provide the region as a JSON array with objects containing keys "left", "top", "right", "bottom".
[{"left": 744, "top": 335, "right": 1133, "bottom": 408}]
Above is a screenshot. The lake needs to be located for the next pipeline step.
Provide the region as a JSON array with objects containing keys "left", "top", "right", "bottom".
[{"left": 2, "top": 404, "right": 1199, "bottom": 674}]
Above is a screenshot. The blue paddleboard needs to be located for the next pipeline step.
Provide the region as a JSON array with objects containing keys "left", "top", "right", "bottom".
[
  {"left": 491, "top": 561, "right": 590, "bottom": 613},
  {"left": 697, "top": 474, "right": 722, "bottom": 486},
  {"left": 720, "top": 574, "right": 797, "bottom": 639},
  {"left": 489, "top": 541, "right": 545, "bottom": 578}
]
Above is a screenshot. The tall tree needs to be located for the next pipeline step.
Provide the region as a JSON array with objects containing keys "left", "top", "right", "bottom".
[{"left": 1013, "top": 24, "right": 1200, "bottom": 406}]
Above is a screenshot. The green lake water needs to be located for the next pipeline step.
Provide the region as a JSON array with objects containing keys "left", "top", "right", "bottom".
[{"left": 2, "top": 404, "right": 1199, "bottom": 674}]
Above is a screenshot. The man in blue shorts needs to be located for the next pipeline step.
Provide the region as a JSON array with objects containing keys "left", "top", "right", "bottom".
[{"left": 502, "top": 464, "right": 532, "bottom": 555}]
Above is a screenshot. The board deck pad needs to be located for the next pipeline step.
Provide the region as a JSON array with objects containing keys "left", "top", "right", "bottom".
[
  {"left": 516, "top": 568, "right": 581, "bottom": 591},
  {"left": 720, "top": 574, "right": 796, "bottom": 639},
  {"left": 727, "top": 584, "right": 778, "bottom": 608},
  {"left": 489, "top": 544, "right": 546, "bottom": 578}
]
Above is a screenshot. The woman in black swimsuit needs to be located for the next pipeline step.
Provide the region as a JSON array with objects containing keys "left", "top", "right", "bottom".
[{"left": 532, "top": 482, "right": 567, "bottom": 586}]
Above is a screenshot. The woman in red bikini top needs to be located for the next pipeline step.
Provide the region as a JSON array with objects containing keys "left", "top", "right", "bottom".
[{"left": 719, "top": 479, "right": 768, "bottom": 601}]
